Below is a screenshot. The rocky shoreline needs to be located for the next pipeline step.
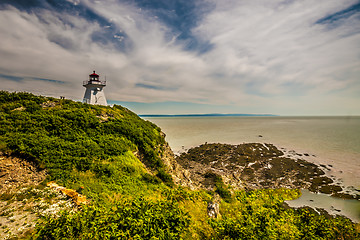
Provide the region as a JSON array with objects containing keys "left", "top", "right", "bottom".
[{"left": 172, "top": 142, "right": 359, "bottom": 200}]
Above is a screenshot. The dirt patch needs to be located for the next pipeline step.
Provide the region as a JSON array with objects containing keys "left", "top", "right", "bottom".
[
  {"left": 0, "top": 186, "right": 75, "bottom": 239},
  {"left": 0, "top": 153, "right": 47, "bottom": 195},
  {"left": 0, "top": 154, "right": 78, "bottom": 239}
]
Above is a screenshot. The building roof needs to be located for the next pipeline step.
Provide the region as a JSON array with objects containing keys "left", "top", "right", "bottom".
[{"left": 90, "top": 71, "right": 99, "bottom": 77}]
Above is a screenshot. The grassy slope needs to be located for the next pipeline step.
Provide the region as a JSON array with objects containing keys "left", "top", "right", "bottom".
[{"left": 0, "top": 91, "right": 359, "bottom": 239}]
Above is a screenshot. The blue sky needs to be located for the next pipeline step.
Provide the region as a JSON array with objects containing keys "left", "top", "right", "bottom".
[{"left": 0, "top": 0, "right": 360, "bottom": 115}]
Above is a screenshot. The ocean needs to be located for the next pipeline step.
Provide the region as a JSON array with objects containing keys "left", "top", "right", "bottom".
[{"left": 144, "top": 116, "right": 360, "bottom": 222}]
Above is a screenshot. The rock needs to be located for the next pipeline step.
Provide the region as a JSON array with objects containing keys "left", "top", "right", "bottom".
[
  {"left": 47, "top": 182, "right": 88, "bottom": 206},
  {"left": 159, "top": 139, "right": 204, "bottom": 189},
  {"left": 330, "top": 206, "right": 341, "bottom": 212},
  {"left": 12, "top": 106, "right": 25, "bottom": 111},
  {"left": 40, "top": 101, "right": 56, "bottom": 108},
  {"left": 207, "top": 194, "right": 221, "bottom": 218},
  {"left": 0, "top": 153, "right": 47, "bottom": 195},
  {"left": 320, "top": 164, "right": 331, "bottom": 171},
  {"left": 331, "top": 192, "right": 358, "bottom": 200},
  {"left": 319, "top": 185, "right": 342, "bottom": 194},
  {"left": 315, "top": 208, "right": 333, "bottom": 219},
  {"left": 173, "top": 143, "right": 353, "bottom": 198},
  {"left": 207, "top": 202, "right": 220, "bottom": 218}
]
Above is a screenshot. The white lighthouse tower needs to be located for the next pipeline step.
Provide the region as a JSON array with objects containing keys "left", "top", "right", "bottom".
[{"left": 83, "top": 71, "right": 107, "bottom": 106}]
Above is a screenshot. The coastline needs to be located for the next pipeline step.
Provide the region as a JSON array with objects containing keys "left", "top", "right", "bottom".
[
  {"left": 170, "top": 140, "right": 360, "bottom": 190},
  {"left": 277, "top": 145, "right": 360, "bottom": 223},
  {"left": 275, "top": 144, "right": 360, "bottom": 190},
  {"left": 144, "top": 116, "right": 360, "bottom": 222},
  {"left": 144, "top": 116, "right": 360, "bottom": 188},
  {"left": 173, "top": 142, "right": 360, "bottom": 223},
  {"left": 285, "top": 189, "right": 360, "bottom": 223}
]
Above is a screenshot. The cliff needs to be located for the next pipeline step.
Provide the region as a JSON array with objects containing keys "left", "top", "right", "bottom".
[{"left": 0, "top": 91, "right": 176, "bottom": 238}]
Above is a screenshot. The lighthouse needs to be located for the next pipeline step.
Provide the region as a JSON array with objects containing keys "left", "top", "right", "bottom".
[{"left": 82, "top": 71, "right": 107, "bottom": 106}]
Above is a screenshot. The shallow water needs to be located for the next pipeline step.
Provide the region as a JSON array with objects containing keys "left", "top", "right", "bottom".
[{"left": 286, "top": 189, "right": 360, "bottom": 223}]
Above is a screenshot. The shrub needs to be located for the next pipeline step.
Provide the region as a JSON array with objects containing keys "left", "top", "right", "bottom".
[
  {"left": 206, "top": 172, "right": 232, "bottom": 202},
  {"left": 34, "top": 198, "right": 190, "bottom": 239},
  {"left": 142, "top": 173, "right": 161, "bottom": 184},
  {"left": 156, "top": 168, "right": 174, "bottom": 187}
]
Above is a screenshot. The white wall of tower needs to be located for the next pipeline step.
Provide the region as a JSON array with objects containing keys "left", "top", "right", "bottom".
[{"left": 83, "top": 86, "right": 107, "bottom": 106}]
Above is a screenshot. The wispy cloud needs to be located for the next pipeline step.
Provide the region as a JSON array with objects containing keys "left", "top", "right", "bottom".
[
  {"left": 0, "top": 0, "right": 359, "bottom": 114},
  {"left": 194, "top": 0, "right": 360, "bottom": 92}
]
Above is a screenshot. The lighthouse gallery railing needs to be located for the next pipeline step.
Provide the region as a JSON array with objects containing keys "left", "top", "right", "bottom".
[{"left": 83, "top": 80, "right": 106, "bottom": 86}]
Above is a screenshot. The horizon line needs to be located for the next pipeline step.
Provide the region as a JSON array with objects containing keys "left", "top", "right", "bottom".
[
  {"left": 139, "top": 113, "right": 360, "bottom": 117},
  {"left": 139, "top": 113, "right": 277, "bottom": 117}
]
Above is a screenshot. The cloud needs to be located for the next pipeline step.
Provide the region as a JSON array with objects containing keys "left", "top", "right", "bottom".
[
  {"left": 194, "top": 0, "right": 360, "bottom": 94},
  {"left": 0, "top": 6, "right": 100, "bottom": 98},
  {"left": 0, "top": 0, "right": 359, "bottom": 114}
]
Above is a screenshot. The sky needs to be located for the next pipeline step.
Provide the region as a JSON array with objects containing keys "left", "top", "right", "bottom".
[{"left": 0, "top": 0, "right": 359, "bottom": 115}]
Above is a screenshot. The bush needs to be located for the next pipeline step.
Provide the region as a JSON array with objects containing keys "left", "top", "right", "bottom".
[
  {"left": 93, "top": 163, "right": 115, "bottom": 178},
  {"left": 142, "top": 173, "right": 161, "bottom": 184},
  {"left": 156, "top": 168, "right": 174, "bottom": 187},
  {"left": 34, "top": 197, "right": 190, "bottom": 239},
  {"left": 206, "top": 172, "right": 232, "bottom": 202}
]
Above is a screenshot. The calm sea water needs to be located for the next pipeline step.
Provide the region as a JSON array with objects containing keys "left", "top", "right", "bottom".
[{"left": 145, "top": 116, "right": 360, "bottom": 221}]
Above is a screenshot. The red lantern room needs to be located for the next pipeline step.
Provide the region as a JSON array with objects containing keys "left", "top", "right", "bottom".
[{"left": 89, "top": 71, "right": 99, "bottom": 81}]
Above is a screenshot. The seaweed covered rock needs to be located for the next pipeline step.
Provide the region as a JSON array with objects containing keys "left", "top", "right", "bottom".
[{"left": 175, "top": 143, "right": 357, "bottom": 199}]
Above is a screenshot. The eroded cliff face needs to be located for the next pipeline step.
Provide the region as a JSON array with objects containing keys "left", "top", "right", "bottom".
[
  {"left": 160, "top": 141, "right": 195, "bottom": 188},
  {"left": 162, "top": 142, "right": 359, "bottom": 200}
]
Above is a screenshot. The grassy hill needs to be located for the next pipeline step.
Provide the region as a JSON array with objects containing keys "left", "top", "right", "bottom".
[{"left": 0, "top": 91, "right": 358, "bottom": 239}]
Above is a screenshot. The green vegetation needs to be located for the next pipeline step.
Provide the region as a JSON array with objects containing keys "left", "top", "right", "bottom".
[
  {"left": 204, "top": 172, "right": 232, "bottom": 202},
  {"left": 0, "top": 91, "right": 171, "bottom": 194},
  {"left": 33, "top": 197, "right": 190, "bottom": 239},
  {"left": 210, "top": 189, "right": 358, "bottom": 239},
  {"left": 0, "top": 91, "right": 359, "bottom": 239}
]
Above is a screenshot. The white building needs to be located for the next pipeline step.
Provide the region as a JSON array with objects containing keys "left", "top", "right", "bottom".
[{"left": 83, "top": 71, "right": 107, "bottom": 106}]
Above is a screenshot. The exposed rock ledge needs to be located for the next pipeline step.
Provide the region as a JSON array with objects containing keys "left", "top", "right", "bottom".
[
  {"left": 0, "top": 153, "right": 47, "bottom": 195},
  {"left": 164, "top": 142, "right": 359, "bottom": 200}
]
